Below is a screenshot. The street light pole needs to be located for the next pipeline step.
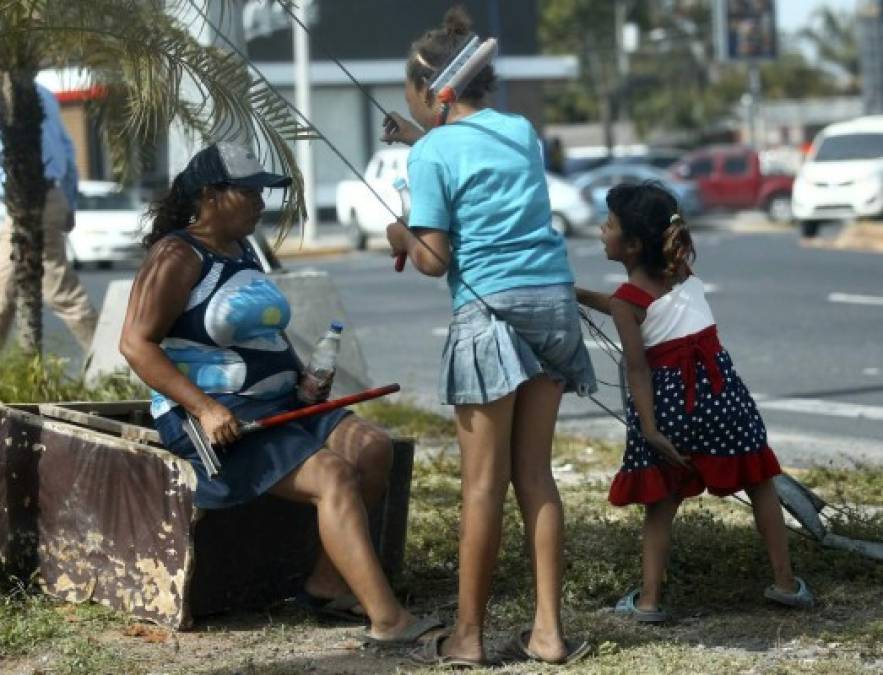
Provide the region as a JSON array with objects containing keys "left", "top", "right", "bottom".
[{"left": 293, "top": 1, "right": 316, "bottom": 246}]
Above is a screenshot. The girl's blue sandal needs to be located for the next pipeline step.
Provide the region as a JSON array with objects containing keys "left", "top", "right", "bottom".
[
  {"left": 614, "top": 588, "right": 670, "bottom": 623},
  {"left": 764, "top": 576, "right": 814, "bottom": 609}
]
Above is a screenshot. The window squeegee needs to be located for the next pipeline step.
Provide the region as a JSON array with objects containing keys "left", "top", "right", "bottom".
[
  {"left": 183, "top": 383, "right": 401, "bottom": 479},
  {"left": 394, "top": 36, "right": 499, "bottom": 272}
]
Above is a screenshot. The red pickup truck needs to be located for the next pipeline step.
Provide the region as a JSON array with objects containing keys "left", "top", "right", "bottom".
[{"left": 671, "top": 146, "right": 794, "bottom": 221}]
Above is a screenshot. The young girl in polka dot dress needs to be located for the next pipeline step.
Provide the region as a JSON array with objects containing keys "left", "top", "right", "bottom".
[{"left": 576, "top": 182, "right": 813, "bottom": 622}]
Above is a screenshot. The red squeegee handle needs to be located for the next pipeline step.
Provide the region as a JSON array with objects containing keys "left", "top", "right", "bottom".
[{"left": 240, "top": 383, "right": 401, "bottom": 432}]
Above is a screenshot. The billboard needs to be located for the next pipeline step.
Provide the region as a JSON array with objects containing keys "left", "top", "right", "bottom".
[{"left": 714, "top": 0, "right": 778, "bottom": 61}]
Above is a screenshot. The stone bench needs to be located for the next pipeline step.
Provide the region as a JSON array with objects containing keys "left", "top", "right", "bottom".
[{"left": 0, "top": 401, "right": 413, "bottom": 629}]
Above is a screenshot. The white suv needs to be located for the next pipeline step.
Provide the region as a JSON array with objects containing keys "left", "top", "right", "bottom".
[
  {"left": 335, "top": 148, "right": 593, "bottom": 248},
  {"left": 792, "top": 116, "right": 883, "bottom": 236}
]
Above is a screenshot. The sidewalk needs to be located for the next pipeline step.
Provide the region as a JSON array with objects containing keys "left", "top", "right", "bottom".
[{"left": 272, "top": 223, "right": 356, "bottom": 260}]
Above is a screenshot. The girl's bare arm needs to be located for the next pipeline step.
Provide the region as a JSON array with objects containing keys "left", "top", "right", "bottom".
[
  {"left": 611, "top": 298, "right": 690, "bottom": 468},
  {"left": 575, "top": 287, "right": 611, "bottom": 315}
]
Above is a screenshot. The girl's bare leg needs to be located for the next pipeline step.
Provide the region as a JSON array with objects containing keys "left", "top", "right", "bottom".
[
  {"left": 639, "top": 496, "right": 680, "bottom": 610},
  {"left": 746, "top": 479, "right": 796, "bottom": 591},
  {"left": 510, "top": 376, "right": 568, "bottom": 662},
  {"left": 441, "top": 392, "right": 516, "bottom": 662}
]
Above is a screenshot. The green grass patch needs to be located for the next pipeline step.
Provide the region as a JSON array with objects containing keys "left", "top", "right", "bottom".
[
  {"left": 402, "top": 453, "right": 883, "bottom": 668},
  {"left": 356, "top": 398, "right": 456, "bottom": 439},
  {"left": 800, "top": 464, "right": 883, "bottom": 506},
  {"left": 0, "top": 348, "right": 146, "bottom": 404},
  {"left": 0, "top": 578, "right": 128, "bottom": 672}
]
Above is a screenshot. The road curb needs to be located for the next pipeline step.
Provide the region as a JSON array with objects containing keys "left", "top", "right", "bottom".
[
  {"left": 276, "top": 244, "right": 353, "bottom": 260},
  {"left": 802, "top": 223, "right": 883, "bottom": 254}
]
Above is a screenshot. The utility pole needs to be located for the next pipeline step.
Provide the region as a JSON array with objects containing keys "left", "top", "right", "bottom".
[
  {"left": 747, "top": 63, "right": 762, "bottom": 147},
  {"left": 293, "top": 0, "right": 316, "bottom": 246}
]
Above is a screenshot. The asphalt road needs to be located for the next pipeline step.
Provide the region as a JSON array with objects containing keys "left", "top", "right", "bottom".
[{"left": 43, "top": 221, "right": 883, "bottom": 468}]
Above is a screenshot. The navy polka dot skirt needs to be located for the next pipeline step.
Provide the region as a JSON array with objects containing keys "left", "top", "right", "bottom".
[{"left": 609, "top": 331, "right": 781, "bottom": 506}]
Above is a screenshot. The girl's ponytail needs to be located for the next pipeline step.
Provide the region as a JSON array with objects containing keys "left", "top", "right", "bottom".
[
  {"left": 142, "top": 174, "right": 200, "bottom": 249},
  {"left": 662, "top": 213, "right": 696, "bottom": 281}
]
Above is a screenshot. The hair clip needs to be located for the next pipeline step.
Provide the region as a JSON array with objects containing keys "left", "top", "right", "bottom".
[{"left": 669, "top": 213, "right": 683, "bottom": 225}]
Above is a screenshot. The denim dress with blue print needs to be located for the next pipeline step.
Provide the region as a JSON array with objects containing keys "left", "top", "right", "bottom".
[{"left": 152, "top": 230, "right": 349, "bottom": 509}]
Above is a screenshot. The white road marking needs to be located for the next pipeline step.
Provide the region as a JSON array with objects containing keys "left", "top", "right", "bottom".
[
  {"left": 754, "top": 396, "right": 883, "bottom": 421},
  {"left": 863, "top": 367, "right": 881, "bottom": 376},
  {"left": 431, "top": 327, "right": 448, "bottom": 337},
  {"left": 828, "top": 292, "right": 883, "bottom": 307}
]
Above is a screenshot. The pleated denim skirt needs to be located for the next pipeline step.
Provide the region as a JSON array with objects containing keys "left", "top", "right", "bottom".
[{"left": 439, "top": 283, "right": 597, "bottom": 405}]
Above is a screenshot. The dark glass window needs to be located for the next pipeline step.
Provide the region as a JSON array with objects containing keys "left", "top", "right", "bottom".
[{"left": 814, "top": 134, "right": 883, "bottom": 161}]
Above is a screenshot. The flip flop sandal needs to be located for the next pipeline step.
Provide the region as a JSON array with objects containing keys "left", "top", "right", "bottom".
[
  {"left": 362, "top": 615, "right": 445, "bottom": 649},
  {"left": 497, "top": 626, "right": 591, "bottom": 665},
  {"left": 614, "top": 588, "right": 670, "bottom": 623},
  {"left": 764, "top": 576, "right": 815, "bottom": 609},
  {"left": 289, "top": 590, "right": 367, "bottom": 624},
  {"left": 409, "top": 632, "right": 488, "bottom": 669}
]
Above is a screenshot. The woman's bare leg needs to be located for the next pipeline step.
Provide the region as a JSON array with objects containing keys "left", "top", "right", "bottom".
[
  {"left": 441, "top": 392, "right": 516, "bottom": 662},
  {"left": 269, "top": 447, "right": 411, "bottom": 638},
  {"left": 510, "top": 376, "right": 567, "bottom": 662},
  {"left": 301, "top": 416, "right": 394, "bottom": 603},
  {"left": 746, "top": 479, "right": 796, "bottom": 591}
]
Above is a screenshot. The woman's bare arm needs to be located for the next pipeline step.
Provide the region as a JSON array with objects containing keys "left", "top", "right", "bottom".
[{"left": 119, "top": 237, "right": 239, "bottom": 444}]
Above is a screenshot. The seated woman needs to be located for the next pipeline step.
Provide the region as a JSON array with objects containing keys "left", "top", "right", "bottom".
[{"left": 120, "top": 142, "right": 439, "bottom": 644}]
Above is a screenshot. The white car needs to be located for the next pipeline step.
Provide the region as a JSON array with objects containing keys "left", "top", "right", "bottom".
[
  {"left": 67, "top": 180, "right": 147, "bottom": 268},
  {"left": 336, "top": 147, "right": 594, "bottom": 246},
  {"left": 0, "top": 180, "right": 146, "bottom": 268},
  {"left": 792, "top": 116, "right": 883, "bottom": 237}
]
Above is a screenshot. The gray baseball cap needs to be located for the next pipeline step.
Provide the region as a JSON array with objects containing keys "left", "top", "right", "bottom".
[{"left": 178, "top": 142, "right": 292, "bottom": 196}]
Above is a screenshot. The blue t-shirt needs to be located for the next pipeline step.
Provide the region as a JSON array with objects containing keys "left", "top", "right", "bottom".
[{"left": 407, "top": 108, "right": 574, "bottom": 310}]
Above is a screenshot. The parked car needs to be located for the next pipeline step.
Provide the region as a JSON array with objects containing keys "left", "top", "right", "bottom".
[
  {"left": 563, "top": 145, "right": 685, "bottom": 177},
  {"left": 336, "top": 148, "right": 594, "bottom": 246},
  {"left": 792, "top": 116, "right": 883, "bottom": 237},
  {"left": 545, "top": 172, "right": 594, "bottom": 236},
  {"left": 570, "top": 163, "right": 703, "bottom": 223},
  {"left": 670, "top": 145, "right": 794, "bottom": 222},
  {"left": 66, "top": 181, "right": 147, "bottom": 268},
  {"left": 0, "top": 181, "right": 146, "bottom": 268}
]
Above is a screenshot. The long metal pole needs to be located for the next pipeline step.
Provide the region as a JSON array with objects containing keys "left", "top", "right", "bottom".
[{"left": 293, "top": 1, "right": 316, "bottom": 245}]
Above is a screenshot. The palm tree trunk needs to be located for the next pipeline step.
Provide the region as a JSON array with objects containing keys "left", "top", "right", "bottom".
[{"left": 0, "top": 72, "right": 46, "bottom": 355}]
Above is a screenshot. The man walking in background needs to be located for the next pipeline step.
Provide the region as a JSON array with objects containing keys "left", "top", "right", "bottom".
[{"left": 0, "top": 82, "right": 97, "bottom": 351}]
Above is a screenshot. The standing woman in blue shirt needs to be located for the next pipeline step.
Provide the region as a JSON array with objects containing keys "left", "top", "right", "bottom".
[{"left": 385, "top": 8, "right": 595, "bottom": 667}]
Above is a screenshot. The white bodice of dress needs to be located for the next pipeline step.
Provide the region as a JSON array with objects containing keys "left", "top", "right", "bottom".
[{"left": 641, "top": 275, "right": 716, "bottom": 347}]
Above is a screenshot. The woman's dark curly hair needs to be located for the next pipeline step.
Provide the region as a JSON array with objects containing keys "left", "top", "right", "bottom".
[
  {"left": 141, "top": 174, "right": 202, "bottom": 249},
  {"left": 606, "top": 181, "right": 696, "bottom": 281},
  {"left": 405, "top": 5, "right": 496, "bottom": 101}
]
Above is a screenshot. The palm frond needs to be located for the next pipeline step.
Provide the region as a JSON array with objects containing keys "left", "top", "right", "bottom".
[{"left": 1, "top": 0, "right": 314, "bottom": 238}]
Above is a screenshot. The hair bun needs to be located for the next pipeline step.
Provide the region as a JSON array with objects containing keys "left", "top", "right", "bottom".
[{"left": 443, "top": 6, "right": 472, "bottom": 37}]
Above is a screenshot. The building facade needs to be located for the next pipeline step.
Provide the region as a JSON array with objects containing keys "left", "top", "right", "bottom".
[{"left": 245, "top": 0, "right": 577, "bottom": 213}]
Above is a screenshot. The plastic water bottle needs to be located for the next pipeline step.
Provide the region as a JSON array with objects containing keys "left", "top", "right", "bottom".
[
  {"left": 393, "top": 177, "right": 410, "bottom": 272},
  {"left": 393, "top": 177, "right": 411, "bottom": 220},
  {"left": 301, "top": 321, "right": 344, "bottom": 403}
]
